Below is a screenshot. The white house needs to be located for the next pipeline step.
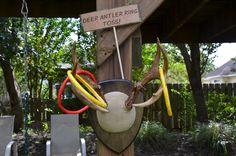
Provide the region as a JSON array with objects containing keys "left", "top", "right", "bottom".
[{"left": 203, "top": 58, "right": 236, "bottom": 83}]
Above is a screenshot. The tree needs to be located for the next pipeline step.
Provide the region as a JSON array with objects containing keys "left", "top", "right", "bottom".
[
  {"left": 175, "top": 43, "right": 220, "bottom": 123},
  {"left": 162, "top": 44, "right": 188, "bottom": 83},
  {"left": 132, "top": 44, "right": 157, "bottom": 81},
  {"left": 0, "top": 17, "right": 23, "bottom": 132},
  {"left": 20, "top": 18, "right": 77, "bottom": 99},
  {"left": 77, "top": 20, "right": 96, "bottom": 67},
  {"left": 132, "top": 43, "right": 188, "bottom": 83},
  {"left": 199, "top": 43, "right": 220, "bottom": 75}
]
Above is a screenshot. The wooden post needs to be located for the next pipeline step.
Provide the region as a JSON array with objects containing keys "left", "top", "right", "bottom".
[
  {"left": 96, "top": 1, "right": 139, "bottom": 155},
  {"left": 97, "top": 139, "right": 134, "bottom": 156},
  {"left": 96, "top": 0, "right": 164, "bottom": 66},
  {"left": 96, "top": 0, "right": 132, "bottom": 81},
  {"left": 93, "top": 0, "right": 164, "bottom": 155}
]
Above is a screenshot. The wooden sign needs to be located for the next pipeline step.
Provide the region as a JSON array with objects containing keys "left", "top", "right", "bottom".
[{"left": 80, "top": 4, "right": 141, "bottom": 32}]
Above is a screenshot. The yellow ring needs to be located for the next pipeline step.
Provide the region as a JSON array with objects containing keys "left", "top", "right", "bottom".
[
  {"left": 74, "top": 74, "right": 105, "bottom": 103},
  {"left": 159, "top": 68, "right": 172, "bottom": 116},
  {"left": 67, "top": 70, "right": 107, "bottom": 108}
]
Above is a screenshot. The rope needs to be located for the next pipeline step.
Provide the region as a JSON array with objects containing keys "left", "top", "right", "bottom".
[
  {"left": 113, "top": 27, "right": 125, "bottom": 79},
  {"left": 21, "top": 0, "right": 29, "bottom": 155}
]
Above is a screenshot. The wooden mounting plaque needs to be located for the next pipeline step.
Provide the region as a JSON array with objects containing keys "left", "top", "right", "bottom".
[
  {"left": 88, "top": 80, "right": 143, "bottom": 153},
  {"left": 80, "top": 4, "right": 141, "bottom": 32}
]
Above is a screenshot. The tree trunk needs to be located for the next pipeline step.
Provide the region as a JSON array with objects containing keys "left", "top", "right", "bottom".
[
  {"left": 48, "top": 79, "right": 53, "bottom": 99},
  {"left": 0, "top": 56, "right": 23, "bottom": 132},
  {"left": 176, "top": 43, "right": 208, "bottom": 123}
]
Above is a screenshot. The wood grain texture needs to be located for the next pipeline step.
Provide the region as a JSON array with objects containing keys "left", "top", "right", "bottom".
[
  {"left": 97, "top": 140, "right": 134, "bottom": 156},
  {"left": 97, "top": 36, "right": 133, "bottom": 80},
  {"left": 96, "top": 0, "right": 133, "bottom": 81},
  {"left": 97, "top": 0, "right": 164, "bottom": 65},
  {"left": 95, "top": 1, "right": 143, "bottom": 155},
  {"left": 81, "top": 4, "right": 141, "bottom": 32}
]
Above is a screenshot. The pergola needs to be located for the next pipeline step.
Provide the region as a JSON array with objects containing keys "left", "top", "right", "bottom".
[
  {"left": 1, "top": 0, "right": 235, "bottom": 43},
  {"left": 1, "top": 0, "right": 235, "bottom": 155}
]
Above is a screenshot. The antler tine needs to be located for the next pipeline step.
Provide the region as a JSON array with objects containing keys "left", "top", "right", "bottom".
[
  {"left": 71, "top": 42, "right": 99, "bottom": 89},
  {"left": 72, "top": 42, "right": 77, "bottom": 66},
  {"left": 125, "top": 38, "right": 162, "bottom": 109},
  {"left": 70, "top": 42, "right": 108, "bottom": 112},
  {"left": 71, "top": 84, "right": 109, "bottom": 112},
  {"left": 132, "top": 87, "right": 163, "bottom": 107},
  {"left": 125, "top": 38, "right": 168, "bottom": 109},
  {"left": 139, "top": 40, "right": 162, "bottom": 87},
  {"left": 72, "top": 42, "right": 82, "bottom": 75},
  {"left": 157, "top": 37, "right": 168, "bottom": 75}
]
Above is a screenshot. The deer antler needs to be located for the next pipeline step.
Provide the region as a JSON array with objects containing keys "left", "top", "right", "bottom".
[
  {"left": 70, "top": 42, "right": 109, "bottom": 112},
  {"left": 72, "top": 42, "right": 98, "bottom": 89},
  {"left": 125, "top": 37, "right": 168, "bottom": 109},
  {"left": 71, "top": 84, "right": 109, "bottom": 112}
]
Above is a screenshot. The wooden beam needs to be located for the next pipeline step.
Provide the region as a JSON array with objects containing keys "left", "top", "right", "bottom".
[
  {"left": 200, "top": 1, "right": 236, "bottom": 42},
  {"left": 141, "top": 24, "right": 200, "bottom": 43},
  {"left": 97, "top": 0, "right": 164, "bottom": 65},
  {"left": 162, "top": 0, "right": 209, "bottom": 41},
  {"left": 0, "top": 0, "right": 96, "bottom": 17}
]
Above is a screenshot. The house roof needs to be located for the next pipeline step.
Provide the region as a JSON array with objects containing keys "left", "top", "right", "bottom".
[{"left": 204, "top": 58, "right": 236, "bottom": 78}]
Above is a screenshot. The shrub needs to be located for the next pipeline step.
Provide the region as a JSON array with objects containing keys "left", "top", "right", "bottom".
[
  {"left": 191, "top": 121, "right": 236, "bottom": 155},
  {"left": 207, "top": 91, "right": 236, "bottom": 125},
  {"left": 135, "top": 121, "right": 176, "bottom": 153},
  {"left": 79, "top": 125, "right": 93, "bottom": 138},
  {"left": 171, "top": 84, "right": 196, "bottom": 131}
]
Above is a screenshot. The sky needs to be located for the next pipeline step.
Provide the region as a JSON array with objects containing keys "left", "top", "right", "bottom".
[{"left": 214, "top": 43, "right": 236, "bottom": 67}]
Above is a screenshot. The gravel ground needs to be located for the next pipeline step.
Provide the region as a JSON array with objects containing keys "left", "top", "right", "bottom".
[{"left": 13, "top": 132, "right": 236, "bottom": 156}]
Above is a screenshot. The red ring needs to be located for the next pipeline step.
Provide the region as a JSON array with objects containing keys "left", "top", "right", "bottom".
[{"left": 57, "top": 70, "right": 96, "bottom": 114}]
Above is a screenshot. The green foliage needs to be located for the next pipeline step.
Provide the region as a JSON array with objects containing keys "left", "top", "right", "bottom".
[
  {"left": 191, "top": 121, "right": 236, "bottom": 155},
  {"left": 132, "top": 44, "right": 156, "bottom": 81},
  {"left": 132, "top": 43, "right": 188, "bottom": 83},
  {"left": 27, "top": 114, "right": 34, "bottom": 125},
  {"left": 79, "top": 125, "right": 93, "bottom": 138},
  {"left": 0, "top": 17, "right": 22, "bottom": 94},
  {"left": 42, "top": 98, "right": 87, "bottom": 114},
  {"left": 0, "top": 17, "right": 21, "bottom": 59},
  {"left": 207, "top": 91, "right": 236, "bottom": 125},
  {"left": 0, "top": 17, "right": 96, "bottom": 100},
  {"left": 135, "top": 121, "right": 176, "bottom": 152},
  {"left": 41, "top": 83, "right": 49, "bottom": 99},
  {"left": 0, "top": 69, "right": 7, "bottom": 95},
  {"left": 162, "top": 44, "right": 188, "bottom": 83},
  {"left": 77, "top": 20, "right": 96, "bottom": 67},
  {"left": 171, "top": 84, "right": 195, "bottom": 132},
  {"left": 60, "top": 19, "right": 96, "bottom": 67},
  {"left": 42, "top": 122, "right": 49, "bottom": 132},
  {"left": 13, "top": 18, "right": 77, "bottom": 98},
  {"left": 200, "top": 43, "right": 221, "bottom": 75},
  {"left": 175, "top": 43, "right": 219, "bottom": 77}
]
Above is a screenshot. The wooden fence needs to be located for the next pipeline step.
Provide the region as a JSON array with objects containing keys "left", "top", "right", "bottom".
[
  {"left": 28, "top": 98, "right": 90, "bottom": 129},
  {"left": 28, "top": 83, "right": 236, "bottom": 130}
]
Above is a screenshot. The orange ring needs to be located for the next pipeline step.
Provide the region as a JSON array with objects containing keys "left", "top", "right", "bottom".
[{"left": 57, "top": 70, "right": 96, "bottom": 114}]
